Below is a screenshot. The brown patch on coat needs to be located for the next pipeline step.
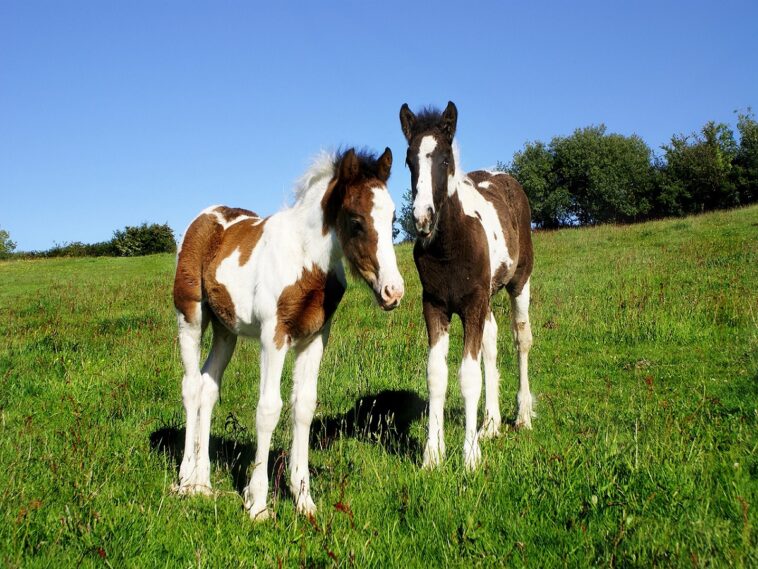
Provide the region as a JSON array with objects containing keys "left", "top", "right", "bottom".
[
  {"left": 274, "top": 266, "right": 346, "bottom": 349},
  {"left": 173, "top": 208, "right": 267, "bottom": 330},
  {"left": 335, "top": 178, "right": 380, "bottom": 283},
  {"left": 211, "top": 217, "right": 267, "bottom": 267},
  {"left": 173, "top": 213, "right": 224, "bottom": 324},
  {"left": 214, "top": 206, "right": 258, "bottom": 223},
  {"left": 203, "top": 217, "right": 267, "bottom": 330}
]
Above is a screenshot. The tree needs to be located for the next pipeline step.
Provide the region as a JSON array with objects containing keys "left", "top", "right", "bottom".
[
  {"left": 502, "top": 141, "right": 570, "bottom": 228},
  {"left": 0, "top": 227, "right": 16, "bottom": 258},
  {"left": 733, "top": 109, "right": 758, "bottom": 205},
  {"left": 658, "top": 121, "right": 739, "bottom": 215},
  {"left": 505, "top": 126, "right": 655, "bottom": 226},
  {"left": 551, "top": 125, "right": 654, "bottom": 224},
  {"left": 395, "top": 188, "right": 417, "bottom": 242}
]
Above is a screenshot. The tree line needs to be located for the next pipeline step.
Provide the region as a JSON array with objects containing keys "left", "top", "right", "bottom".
[
  {"left": 0, "top": 222, "right": 177, "bottom": 259},
  {"left": 396, "top": 109, "right": 757, "bottom": 239}
]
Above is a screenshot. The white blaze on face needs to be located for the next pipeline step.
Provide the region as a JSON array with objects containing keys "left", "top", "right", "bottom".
[
  {"left": 413, "top": 135, "right": 438, "bottom": 227},
  {"left": 370, "top": 187, "right": 404, "bottom": 306}
]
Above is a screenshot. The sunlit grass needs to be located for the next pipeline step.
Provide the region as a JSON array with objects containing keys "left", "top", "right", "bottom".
[{"left": 1, "top": 206, "right": 756, "bottom": 566}]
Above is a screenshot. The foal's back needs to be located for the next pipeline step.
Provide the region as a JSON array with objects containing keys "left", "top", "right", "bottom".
[{"left": 461, "top": 170, "right": 533, "bottom": 297}]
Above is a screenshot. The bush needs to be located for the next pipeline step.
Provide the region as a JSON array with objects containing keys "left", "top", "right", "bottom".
[
  {"left": 0, "top": 228, "right": 16, "bottom": 259},
  {"left": 112, "top": 223, "right": 177, "bottom": 256},
  {"left": 11, "top": 222, "right": 176, "bottom": 259}
]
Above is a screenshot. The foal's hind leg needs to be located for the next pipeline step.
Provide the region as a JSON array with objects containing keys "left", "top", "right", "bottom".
[
  {"left": 177, "top": 304, "right": 207, "bottom": 493},
  {"left": 479, "top": 311, "right": 501, "bottom": 439},
  {"left": 191, "top": 318, "right": 237, "bottom": 493},
  {"left": 510, "top": 279, "right": 535, "bottom": 429}
]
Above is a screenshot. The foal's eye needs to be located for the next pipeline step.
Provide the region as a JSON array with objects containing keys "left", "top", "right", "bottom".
[
  {"left": 442, "top": 158, "right": 450, "bottom": 167},
  {"left": 350, "top": 218, "right": 364, "bottom": 236}
]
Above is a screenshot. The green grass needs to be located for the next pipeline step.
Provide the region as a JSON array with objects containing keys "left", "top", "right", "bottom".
[{"left": 1, "top": 206, "right": 756, "bottom": 567}]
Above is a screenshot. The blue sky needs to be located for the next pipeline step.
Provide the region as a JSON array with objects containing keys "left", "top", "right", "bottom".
[{"left": 2, "top": 0, "right": 756, "bottom": 251}]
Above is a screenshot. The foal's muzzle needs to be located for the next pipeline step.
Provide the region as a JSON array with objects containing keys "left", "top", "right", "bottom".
[{"left": 414, "top": 206, "right": 435, "bottom": 238}]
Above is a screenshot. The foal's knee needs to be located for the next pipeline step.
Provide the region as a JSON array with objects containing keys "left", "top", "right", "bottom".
[
  {"left": 182, "top": 374, "right": 202, "bottom": 405},
  {"left": 512, "top": 321, "right": 532, "bottom": 352},
  {"left": 458, "top": 357, "right": 481, "bottom": 400},
  {"left": 293, "top": 389, "right": 317, "bottom": 427},
  {"left": 257, "top": 397, "right": 283, "bottom": 431}
]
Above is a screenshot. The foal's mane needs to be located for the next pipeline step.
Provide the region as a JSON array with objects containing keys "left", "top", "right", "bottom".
[
  {"left": 411, "top": 106, "right": 447, "bottom": 134},
  {"left": 292, "top": 148, "right": 388, "bottom": 205}
]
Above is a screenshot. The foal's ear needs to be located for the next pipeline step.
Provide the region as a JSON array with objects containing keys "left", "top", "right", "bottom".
[
  {"left": 377, "top": 147, "right": 392, "bottom": 182},
  {"left": 339, "top": 148, "right": 360, "bottom": 182},
  {"left": 399, "top": 103, "right": 416, "bottom": 142},
  {"left": 322, "top": 148, "right": 359, "bottom": 232},
  {"left": 441, "top": 101, "right": 458, "bottom": 143}
]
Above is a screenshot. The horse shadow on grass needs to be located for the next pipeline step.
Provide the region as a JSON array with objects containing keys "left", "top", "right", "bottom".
[
  {"left": 149, "top": 414, "right": 290, "bottom": 500},
  {"left": 149, "top": 389, "right": 428, "bottom": 497},
  {"left": 310, "top": 389, "right": 427, "bottom": 459}
]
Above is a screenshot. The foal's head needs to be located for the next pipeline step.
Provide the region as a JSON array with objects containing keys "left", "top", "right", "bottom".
[
  {"left": 399, "top": 101, "right": 459, "bottom": 239},
  {"left": 322, "top": 147, "right": 404, "bottom": 310}
]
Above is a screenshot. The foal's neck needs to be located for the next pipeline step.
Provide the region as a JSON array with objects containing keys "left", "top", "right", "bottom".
[{"left": 288, "top": 179, "right": 343, "bottom": 270}]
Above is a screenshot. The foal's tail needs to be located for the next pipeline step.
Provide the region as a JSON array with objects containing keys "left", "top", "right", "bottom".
[{"left": 173, "top": 211, "right": 224, "bottom": 326}]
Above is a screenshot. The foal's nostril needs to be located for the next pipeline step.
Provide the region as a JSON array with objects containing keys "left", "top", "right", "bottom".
[{"left": 383, "top": 284, "right": 392, "bottom": 300}]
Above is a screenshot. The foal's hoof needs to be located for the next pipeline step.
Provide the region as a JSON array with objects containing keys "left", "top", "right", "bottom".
[
  {"left": 422, "top": 444, "right": 445, "bottom": 469},
  {"left": 464, "top": 444, "right": 482, "bottom": 471},
  {"left": 295, "top": 495, "right": 317, "bottom": 516},
  {"left": 478, "top": 418, "right": 501, "bottom": 440},
  {"left": 515, "top": 408, "right": 536, "bottom": 430},
  {"left": 174, "top": 483, "right": 213, "bottom": 496},
  {"left": 247, "top": 505, "right": 272, "bottom": 522}
]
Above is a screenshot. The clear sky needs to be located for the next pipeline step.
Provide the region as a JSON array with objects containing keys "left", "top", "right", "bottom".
[{"left": 2, "top": 0, "right": 756, "bottom": 251}]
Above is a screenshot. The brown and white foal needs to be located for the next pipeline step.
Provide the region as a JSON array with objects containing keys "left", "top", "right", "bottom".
[
  {"left": 399, "top": 102, "right": 534, "bottom": 470},
  {"left": 173, "top": 148, "right": 404, "bottom": 519}
]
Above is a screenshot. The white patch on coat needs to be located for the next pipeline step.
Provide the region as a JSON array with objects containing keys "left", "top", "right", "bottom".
[
  {"left": 478, "top": 181, "right": 492, "bottom": 189},
  {"left": 370, "top": 187, "right": 404, "bottom": 301},
  {"left": 451, "top": 170, "right": 512, "bottom": 281},
  {"left": 413, "top": 136, "right": 438, "bottom": 219}
]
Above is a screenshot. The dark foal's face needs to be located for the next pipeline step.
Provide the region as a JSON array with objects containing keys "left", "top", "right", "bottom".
[
  {"left": 399, "top": 101, "right": 458, "bottom": 239},
  {"left": 323, "top": 148, "right": 404, "bottom": 310}
]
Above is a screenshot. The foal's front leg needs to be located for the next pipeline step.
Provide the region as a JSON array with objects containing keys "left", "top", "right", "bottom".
[
  {"left": 422, "top": 302, "right": 450, "bottom": 469},
  {"left": 460, "top": 301, "right": 487, "bottom": 470},
  {"left": 289, "top": 326, "right": 329, "bottom": 515},
  {"left": 479, "top": 311, "right": 501, "bottom": 439},
  {"left": 243, "top": 328, "right": 287, "bottom": 521}
]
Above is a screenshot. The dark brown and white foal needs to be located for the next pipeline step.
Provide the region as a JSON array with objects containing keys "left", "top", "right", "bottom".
[
  {"left": 173, "top": 148, "right": 404, "bottom": 519},
  {"left": 399, "top": 102, "right": 534, "bottom": 469}
]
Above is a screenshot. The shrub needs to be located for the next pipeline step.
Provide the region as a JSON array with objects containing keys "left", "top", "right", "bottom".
[
  {"left": 0, "top": 227, "right": 16, "bottom": 259},
  {"left": 112, "top": 223, "right": 177, "bottom": 257}
]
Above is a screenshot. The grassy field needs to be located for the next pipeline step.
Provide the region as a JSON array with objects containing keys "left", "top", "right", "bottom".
[{"left": 1, "top": 206, "right": 756, "bottom": 567}]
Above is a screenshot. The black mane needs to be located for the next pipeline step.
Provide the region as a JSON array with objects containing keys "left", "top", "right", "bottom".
[
  {"left": 411, "top": 106, "right": 446, "bottom": 134},
  {"left": 334, "top": 147, "right": 388, "bottom": 180}
]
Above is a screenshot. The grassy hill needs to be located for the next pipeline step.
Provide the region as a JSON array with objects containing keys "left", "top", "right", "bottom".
[{"left": 1, "top": 206, "right": 756, "bottom": 567}]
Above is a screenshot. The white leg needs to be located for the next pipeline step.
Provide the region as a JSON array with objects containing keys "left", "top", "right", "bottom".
[
  {"left": 192, "top": 323, "right": 237, "bottom": 493},
  {"left": 459, "top": 354, "right": 482, "bottom": 470},
  {"left": 479, "top": 311, "right": 501, "bottom": 439},
  {"left": 243, "top": 329, "right": 287, "bottom": 521},
  {"left": 177, "top": 312, "right": 204, "bottom": 493},
  {"left": 511, "top": 279, "right": 535, "bottom": 429},
  {"left": 423, "top": 331, "right": 449, "bottom": 468},
  {"left": 289, "top": 327, "right": 328, "bottom": 516}
]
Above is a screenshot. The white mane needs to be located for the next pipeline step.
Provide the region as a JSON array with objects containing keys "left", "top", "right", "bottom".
[{"left": 292, "top": 151, "right": 337, "bottom": 205}]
